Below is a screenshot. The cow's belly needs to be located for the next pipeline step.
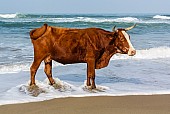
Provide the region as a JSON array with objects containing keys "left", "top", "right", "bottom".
[
  {"left": 52, "top": 53, "right": 86, "bottom": 65},
  {"left": 51, "top": 44, "right": 87, "bottom": 64}
]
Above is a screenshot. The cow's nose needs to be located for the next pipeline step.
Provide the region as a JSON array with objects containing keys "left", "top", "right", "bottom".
[
  {"left": 131, "top": 50, "right": 136, "bottom": 56},
  {"left": 128, "top": 50, "right": 136, "bottom": 56}
]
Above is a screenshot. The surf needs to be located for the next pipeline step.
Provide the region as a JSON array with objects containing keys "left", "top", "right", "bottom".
[
  {"left": 1, "top": 13, "right": 170, "bottom": 24},
  {"left": 153, "top": 15, "right": 170, "bottom": 20},
  {"left": 112, "top": 46, "right": 170, "bottom": 60},
  {"left": 0, "top": 46, "right": 170, "bottom": 74},
  {"left": 0, "top": 13, "right": 17, "bottom": 18}
]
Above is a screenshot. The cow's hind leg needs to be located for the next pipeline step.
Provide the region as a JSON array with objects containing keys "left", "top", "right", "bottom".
[
  {"left": 87, "top": 58, "right": 96, "bottom": 89},
  {"left": 30, "top": 59, "right": 43, "bottom": 86},
  {"left": 44, "top": 57, "right": 55, "bottom": 85}
]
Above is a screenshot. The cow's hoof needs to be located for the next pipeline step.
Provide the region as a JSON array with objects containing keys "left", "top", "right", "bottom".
[
  {"left": 28, "top": 85, "right": 45, "bottom": 97},
  {"left": 52, "top": 83, "right": 62, "bottom": 89},
  {"left": 28, "top": 84, "right": 39, "bottom": 91},
  {"left": 86, "top": 81, "right": 91, "bottom": 86},
  {"left": 91, "top": 85, "right": 96, "bottom": 89},
  {"left": 83, "top": 85, "right": 98, "bottom": 93}
]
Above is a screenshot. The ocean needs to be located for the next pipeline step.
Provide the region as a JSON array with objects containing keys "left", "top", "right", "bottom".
[{"left": 0, "top": 13, "right": 170, "bottom": 105}]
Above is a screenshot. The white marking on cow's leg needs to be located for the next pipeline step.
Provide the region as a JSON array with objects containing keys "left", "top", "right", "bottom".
[{"left": 121, "top": 31, "right": 136, "bottom": 56}]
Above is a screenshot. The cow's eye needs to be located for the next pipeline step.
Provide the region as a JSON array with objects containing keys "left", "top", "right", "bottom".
[{"left": 120, "top": 38, "right": 125, "bottom": 41}]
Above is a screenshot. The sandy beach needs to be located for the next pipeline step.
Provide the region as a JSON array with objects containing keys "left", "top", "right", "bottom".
[{"left": 0, "top": 95, "right": 170, "bottom": 114}]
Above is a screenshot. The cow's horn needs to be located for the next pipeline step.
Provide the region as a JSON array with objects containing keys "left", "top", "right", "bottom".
[
  {"left": 125, "top": 24, "right": 136, "bottom": 31},
  {"left": 112, "top": 25, "right": 116, "bottom": 32}
]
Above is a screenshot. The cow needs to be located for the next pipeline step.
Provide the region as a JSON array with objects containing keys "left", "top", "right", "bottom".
[{"left": 29, "top": 24, "right": 136, "bottom": 89}]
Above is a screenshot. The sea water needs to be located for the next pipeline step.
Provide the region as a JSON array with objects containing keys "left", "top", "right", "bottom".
[{"left": 0, "top": 13, "right": 170, "bottom": 105}]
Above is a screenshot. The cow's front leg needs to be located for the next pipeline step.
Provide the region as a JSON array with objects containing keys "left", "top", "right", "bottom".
[{"left": 87, "top": 58, "right": 96, "bottom": 89}]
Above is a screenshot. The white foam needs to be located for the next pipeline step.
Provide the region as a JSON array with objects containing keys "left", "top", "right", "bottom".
[
  {"left": 43, "top": 17, "right": 170, "bottom": 24},
  {"left": 0, "top": 13, "right": 17, "bottom": 18},
  {"left": 46, "top": 17, "right": 139, "bottom": 23},
  {"left": 113, "top": 17, "right": 139, "bottom": 23},
  {"left": 112, "top": 46, "right": 170, "bottom": 60},
  {"left": 0, "top": 78, "right": 110, "bottom": 105},
  {"left": 153, "top": 15, "right": 170, "bottom": 20},
  {"left": 1, "top": 77, "right": 170, "bottom": 105},
  {"left": 36, "top": 16, "right": 169, "bottom": 24},
  {"left": 0, "top": 64, "right": 30, "bottom": 74},
  {"left": 0, "top": 62, "right": 63, "bottom": 74}
]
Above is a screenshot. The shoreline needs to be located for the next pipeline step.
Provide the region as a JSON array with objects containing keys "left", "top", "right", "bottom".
[{"left": 1, "top": 95, "right": 170, "bottom": 114}]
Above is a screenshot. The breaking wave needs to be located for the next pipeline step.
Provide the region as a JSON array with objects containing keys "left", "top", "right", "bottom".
[
  {"left": 153, "top": 15, "right": 170, "bottom": 20},
  {"left": 0, "top": 13, "right": 26, "bottom": 18},
  {"left": 50, "top": 17, "right": 140, "bottom": 23},
  {"left": 0, "top": 62, "right": 62, "bottom": 74},
  {"left": 112, "top": 46, "right": 170, "bottom": 60},
  {"left": 30, "top": 17, "right": 170, "bottom": 24},
  {"left": 0, "top": 46, "right": 170, "bottom": 74},
  {"left": 0, "top": 13, "right": 17, "bottom": 18}
]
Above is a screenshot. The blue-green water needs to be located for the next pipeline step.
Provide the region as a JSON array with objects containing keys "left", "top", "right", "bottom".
[
  {"left": 0, "top": 13, "right": 170, "bottom": 105},
  {"left": 0, "top": 13, "right": 170, "bottom": 69}
]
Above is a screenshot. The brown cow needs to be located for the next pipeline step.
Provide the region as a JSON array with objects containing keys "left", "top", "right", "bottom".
[{"left": 30, "top": 24, "right": 136, "bottom": 89}]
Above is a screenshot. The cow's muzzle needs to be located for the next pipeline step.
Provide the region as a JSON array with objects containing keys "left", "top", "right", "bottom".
[{"left": 128, "top": 49, "right": 136, "bottom": 56}]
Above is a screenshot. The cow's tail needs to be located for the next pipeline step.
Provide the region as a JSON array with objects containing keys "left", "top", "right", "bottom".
[{"left": 30, "top": 24, "right": 48, "bottom": 40}]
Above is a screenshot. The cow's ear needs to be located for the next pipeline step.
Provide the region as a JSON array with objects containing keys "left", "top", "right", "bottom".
[
  {"left": 112, "top": 31, "right": 118, "bottom": 39},
  {"left": 108, "top": 32, "right": 117, "bottom": 42},
  {"left": 44, "top": 23, "right": 48, "bottom": 27}
]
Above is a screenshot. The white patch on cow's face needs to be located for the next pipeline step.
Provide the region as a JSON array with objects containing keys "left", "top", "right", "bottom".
[{"left": 121, "top": 31, "right": 136, "bottom": 56}]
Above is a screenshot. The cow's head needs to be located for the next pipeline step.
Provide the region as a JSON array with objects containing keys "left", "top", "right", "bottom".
[{"left": 113, "top": 24, "right": 136, "bottom": 56}]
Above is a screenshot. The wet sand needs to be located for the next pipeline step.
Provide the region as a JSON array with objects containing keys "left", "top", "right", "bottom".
[{"left": 1, "top": 95, "right": 170, "bottom": 114}]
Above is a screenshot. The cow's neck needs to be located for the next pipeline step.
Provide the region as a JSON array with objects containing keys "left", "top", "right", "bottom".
[
  {"left": 95, "top": 32, "right": 118, "bottom": 69},
  {"left": 95, "top": 45, "right": 117, "bottom": 69}
]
